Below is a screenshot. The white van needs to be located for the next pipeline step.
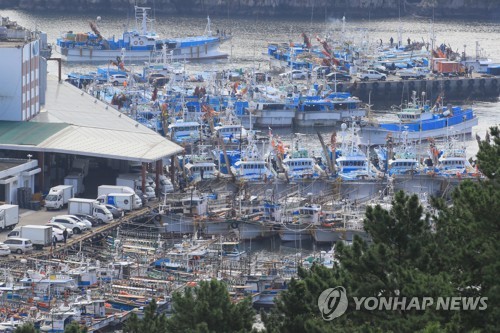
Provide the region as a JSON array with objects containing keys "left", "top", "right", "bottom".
[{"left": 109, "top": 74, "right": 127, "bottom": 86}]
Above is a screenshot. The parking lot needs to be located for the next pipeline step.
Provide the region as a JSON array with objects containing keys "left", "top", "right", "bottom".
[{"left": 0, "top": 208, "right": 63, "bottom": 242}]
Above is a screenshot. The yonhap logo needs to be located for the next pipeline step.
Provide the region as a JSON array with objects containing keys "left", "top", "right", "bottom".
[
  {"left": 318, "top": 286, "right": 348, "bottom": 320},
  {"left": 318, "top": 286, "right": 488, "bottom": 321}
]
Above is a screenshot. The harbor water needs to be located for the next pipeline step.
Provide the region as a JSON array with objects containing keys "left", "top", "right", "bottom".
[{"left": 3, "top": 10, "right": 499, "bottom": 159}]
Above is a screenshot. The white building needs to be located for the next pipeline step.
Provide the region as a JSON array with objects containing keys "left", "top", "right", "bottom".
[
  {"left": 0, "top": 17, "right": 44, "bottom": 121},
  {"left": 0, "top": 158, "right": 40, "bottom": 204}
]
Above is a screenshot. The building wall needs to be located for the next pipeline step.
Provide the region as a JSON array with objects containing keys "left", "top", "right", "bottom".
[
  {"left": 0, "top": 40, "right": 40, "bottom": 121},
  {"left": 0, "top": 48, "right": 22, "bottom": 121}
]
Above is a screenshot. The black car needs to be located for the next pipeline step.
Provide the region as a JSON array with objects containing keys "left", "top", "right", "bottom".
[
  {"left": 326, "top": 72, "right": 352, "bottom": 82},
  {"left": 73, "top": 214, "right": 100, "bottom": 227}
]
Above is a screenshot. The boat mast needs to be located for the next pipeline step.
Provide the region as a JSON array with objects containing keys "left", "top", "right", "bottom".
[{"left": 205, "top": 16, "right": 212, "bottom": 37}]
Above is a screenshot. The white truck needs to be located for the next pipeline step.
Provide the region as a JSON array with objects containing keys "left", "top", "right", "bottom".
[
  {"left": 11, "top": 225, "right": 52, "bottom": 250},
  {"left": 71, "top": 158, "right": 89, "bottom": 177},
  {"left": 64, "top": 173, "right": 85, "bottom": 195},
  {"left": 96, "top": 193, "right": 134, "bottom": 211},
  {"left": 356, "top": 69, "right": 387, "bottom": 81},
  {"left": 116, "top": 175, "right": 156, "bottom": 200},
  {"left": 44, "top": 185, "right": 74, "bottom": 210},
  {"left": 67, "top": 198, "right": 113, "bottom": 224},
  {"left": 0, "top": 204, "right": 19, "bottom": 230},
  {"left": 97, "top": 185, "right": 142, "bottom": 209},
  {"left": 119, "top": 173, "right": 156, "bottom": 189},
  {"left": 395, "top": 67, "right": 429, "bottom": 80}
]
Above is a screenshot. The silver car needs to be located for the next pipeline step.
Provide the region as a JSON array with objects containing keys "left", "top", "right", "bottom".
[{"left": 3, "top": 238, "right": 33, "bottom": 254}]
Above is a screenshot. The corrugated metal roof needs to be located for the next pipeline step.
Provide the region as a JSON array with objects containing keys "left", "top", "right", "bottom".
[
  {"left": 26, "top": 75, "right": 184, "bottom": 162},
  {"left": 0, "top": 121, "right": 68, "bottom": 145}
]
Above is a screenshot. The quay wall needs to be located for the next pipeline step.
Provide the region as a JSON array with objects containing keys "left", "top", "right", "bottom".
[
  {"left": 335, "top": 77, "right": 500, "bottom": 103},
  {"left": 1, "top": 0, "right": 499, "bottom": 19}
]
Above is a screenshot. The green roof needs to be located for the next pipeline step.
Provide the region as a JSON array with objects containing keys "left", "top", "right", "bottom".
[{"left": 0, "top": 121, "right": 69, "bottom": 145}]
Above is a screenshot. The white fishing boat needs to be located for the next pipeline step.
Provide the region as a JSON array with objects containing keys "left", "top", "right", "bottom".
[
  {"left": 167, "top": 120, "right": 203, "bottom": 144},
  {"left": 335, "top": 123, "right": 376, "bottom": 180},
  {"left": 250, "top": 100, "right": 296, "bottom": 128},
  {"left": 278, "top": 203, "right": 320, "bottom": 242},
  {"left": 293, "top": 93, "right": 366, "bottom": 127}
]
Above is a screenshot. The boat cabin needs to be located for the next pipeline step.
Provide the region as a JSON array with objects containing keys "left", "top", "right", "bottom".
[
  {"left": 168, "top": 121, "right": 202, "bottom": 143},
  {"left": 298, "top": 204, "right": 321, "bottom": 225},
  {"left": 233, "top": 160, "right": 271, "bottom": 180},
  {"left": 184, "top": 162, "right": 217, "bottom": 181},
  {"left": 388, "top": 159, "right": 420, "bottom": 175}
]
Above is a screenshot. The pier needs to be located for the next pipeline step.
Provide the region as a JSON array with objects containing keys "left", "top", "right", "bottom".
[{"left": 28, "top": 206, "right": 155, "bottom": 259}]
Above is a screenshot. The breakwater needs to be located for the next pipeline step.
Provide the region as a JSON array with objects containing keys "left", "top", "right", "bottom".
[
  {"left": 1, "top": 0, "right": 499, "bottom": 19},
  {"left": 338, "top": 77, "right": 500, "bottom": 103}
]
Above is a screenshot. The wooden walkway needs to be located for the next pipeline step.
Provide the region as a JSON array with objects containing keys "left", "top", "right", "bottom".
[{"left": 31, "top": 206, "right": 154, "bottom": 258}]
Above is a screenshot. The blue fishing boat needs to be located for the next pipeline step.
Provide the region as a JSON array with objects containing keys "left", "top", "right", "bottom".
[
  {"left": 55, "top": 6, "right": 229, "bottom": 62},
  {"left": 359, "top": 93, "right": 478, "bottom": 146}
]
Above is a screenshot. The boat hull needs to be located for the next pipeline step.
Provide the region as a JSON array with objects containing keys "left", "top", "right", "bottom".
[
  {"left": 254, "top": 110, "right": 295, "bottom": 128},
  {"left": 312, "top": 227, "right": 340, "bottom": 243},
  {"left": 293, "top": 109, "right": 366, "bottom": 127},
  {"left": 161, "top": 215, "right": 195, "bottom": 235},
  {"left": 238, "top": 221, "right": 273, "bottom": 240},
  {"left": 55, "top": 43, "right": 228, "bottom": 62},
  {"left": 279, "top": 227, "right": 312, "bottom": 242}
]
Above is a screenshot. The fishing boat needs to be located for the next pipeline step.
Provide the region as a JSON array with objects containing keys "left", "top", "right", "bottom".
[
  {"left": 358, "top": 93, "right": 478, "bottom": 146},
  {"left": 293, "top": 93, "right": 366, "bottom": 127},
  {"left": 231, "top": 133, "right": 273, "bottom": 181},
  {"left": 167, "top": 120, "right": 203, "bottom": 144},
  {"left": 375, "top": 130, "right": 422, "bottom": 176},
  {"left": 278, "top": 203, "right": 320, "bottom": 242},
  {"left": 335, "top": 123, "right": 376, "bottom": 180},
  {"left": 250, "top": 100, "right": 296, "bottom": 128},
  {"left": 425, "top": 137, "right": 478, "bottom": 177},
  {"left": 55, "top": 6, "right": 229, "bottom": 62}
]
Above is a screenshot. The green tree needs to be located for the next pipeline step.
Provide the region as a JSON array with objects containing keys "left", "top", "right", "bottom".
[
  {"left": 167, "top": 279, "right": 255, "bottom": 333},
  {"left": 124, "top": 299, "right": 168, "bottom": 333},
  {"left": 430, "top": 127, "right": 500, "bottom": 332},
  {"left": 64, "top": 322, "right": 88, "bottom": 333},
  {"left": 13, "top": 323, "right": 36, "bottom": 333}
]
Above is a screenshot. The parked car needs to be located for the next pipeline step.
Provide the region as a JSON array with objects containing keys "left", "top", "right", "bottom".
[
  {"left": 149, "top": 75, "right": 169, "bottom": 87},
  {"left": 46, "top": 223, "right": 74, "bottom": 238},
  {"left": 312, "top": 66, "right": 331, "bottom": 78},
  {"left": 59, "top": 215, "right": 93, "bottom": 229},
  {"left": 356, "top": 70, "right": 387, "bottom": 81},
  {"left": 48, "top": 216, "right": 86, "bottom": 234},
  {"left": 72, "top": 214, "right": 100, "bottom": 227},
  {"left": 3, "top": 238, "right": 33, "bottom": 254},
  {"left": 0, "top": 243, "right": 10, "bottom": 256},
  {"left": 326, "top": 72, "right": 352, "bottom": 82},
  {"left": 279, "top": 70, "right": 310, "bottom": 80},
  {"left": 108, "top": 74, "right": 128, "bottom": 86},
  {"left": 103, "top": 204, "right": 124, "bottom": 219}
]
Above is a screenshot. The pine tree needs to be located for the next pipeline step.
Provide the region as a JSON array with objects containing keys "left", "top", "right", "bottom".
[
  {"left": 167, "top": 279, "right": 255, "bottom": 333},
  {"left": 13, "top": 323, "right": 36, "bottom": 333}
]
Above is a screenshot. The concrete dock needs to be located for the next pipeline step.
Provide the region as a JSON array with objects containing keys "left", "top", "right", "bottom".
[{"left": 335, "top": 75, "right": 500, "bottom": 103}]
